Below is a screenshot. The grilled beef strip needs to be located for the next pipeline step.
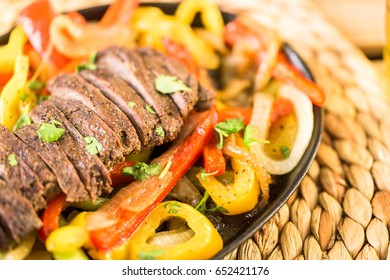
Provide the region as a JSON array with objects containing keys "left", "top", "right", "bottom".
[
  {"left": 135, "top": 47, "right": 199, "bottom": 119},
  {"left": 96, "top": 46, "right": 184, "bottom": 142},
  {"left": 0, "top": 141, "right": 46, "bottom": 211},
  {"left": 51, "top": 97, "right": 125, "bottom": 169},
  {"left": 0, "top": 125, "right": 61, "bottom": 201},
  {"left": 80, "top": 69, "right": 164, "bottom": 149},
  {"left": 29, "top": 100, "right": 112, "bottom": 201},
  {"left": 136, "top": 47, "right": 216, "bottom": 112},
  {"left": 48, "top": 73, "right": 141, "bottom": 155},
  {"left": 195, "top": 83, "right": 216, "bottom": 111},
  {"left": 16, "top": 124, "right": 90, "bottom": 203},
  {"left": 0, "top": 225, "right": 11, "bottom": 251},
  {"left": 0, "top": 179, "right": 41, "bottom": 250}
]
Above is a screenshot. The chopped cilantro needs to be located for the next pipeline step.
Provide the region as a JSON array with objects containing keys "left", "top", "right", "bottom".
[
  {"left": 27, "top": 80, "right": 45, "bottom": 92},
  {"left": 7, "top": 153, "right": 17, "bottom": 167},
  {"left": 145, "top": 104, "right": 156, "bottom": 114},
  {"left": 128, "top": 101, "right": 136, "bottom": 108},
  {"left": 76, "top": 51, "right": 97, "bottom": 72},
  {"left": 155, "top": 125, "right": 165, "bottom": 137},
  {"left": 122, "top": 162, "right": 162, "bottom": 182},
  {"left": 163, "top": 201, "right": 181, "bottom": 214},
  {"left": 19, "top": 90, "right": 27, "bottom": 102},
  {"left": 200, "top": 170, "right": 219, "bottom": 180},
  {"left": 196, "top": 191, "right": 228, "bottom": 215},
  {"left": 155, "top": 75, "right": 191, "bottom": 94},
  {"left": 12, "top": 104, "right": 32, "bottom": 131},
  {"left": 214, "top": 118, "right": 245, "bottom": 148},
  {"left": 280, "top": 146, "right": 290, "bottom": 158},
  {"left": 84, "top": 136, "right": 103, "bottom": 155},
  {"left": 37, "top": 120, "right": 65, "bottom": 143},
  {"left": 138, "top": 250, "right": 165, "bottom": 260},
  {"left": 38, "top": 94, "right": 49, "bottom": 104},
  {"left": 243, "top": 125, "right": 270, "bottom": 149}
]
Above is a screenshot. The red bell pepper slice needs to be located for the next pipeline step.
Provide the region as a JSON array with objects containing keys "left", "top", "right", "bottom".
[
  {"left": 38, "top": 193, "right": 67, "bottom": 242},
  {"left": 89, "top": 107, "right": 218, "bottom": 251},
  {"left": 270, "top": 97, "right": 293, "bottom": 123},
  {"left": 109, "top": 161, "right": 135, "bottom": 187},
  {"left": 217, "top": 107, "right": 252, "bottom": 125},
  {"left": 99, "top": 0, "right": 139, "bottom": 27},
  {"left": 272, "top": 52, "right": 325, "bottom": 107},
  {"left": 162, "top": 37, "right": 199, "bottom": 77},
  {"left": 202, "top": 137, "right": 226, "bottom": 176},
  {"left": 18, "top": 0, "right": 70, "bottom": 69}
]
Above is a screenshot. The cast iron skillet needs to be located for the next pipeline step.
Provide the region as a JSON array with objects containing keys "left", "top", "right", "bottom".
[{"left": 0, "top": 2, "right": 323, "bottom": 260}]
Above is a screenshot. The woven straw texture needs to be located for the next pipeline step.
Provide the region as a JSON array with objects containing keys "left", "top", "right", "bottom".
[{"left": 2, "top": 0, "right": 390, "bottom": 260}]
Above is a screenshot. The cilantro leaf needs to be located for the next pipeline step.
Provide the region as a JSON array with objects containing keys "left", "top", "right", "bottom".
[
  {"left": 280, "top": 146, "right": 290, "bottom": 158},
  {"left": 145, "top": 104, "right": 156, "bottom": 114},
  {"left": 20, "top": 90, "right": 27, "bottom": 102},
  {"left": 27, "top": 80, "right": 45, "bottom": 92},
  {"left": 163, "top": 201, "right": 181, "bottom": 214},
  {"left": 77, "top": 63, "right": 96, "bottom": 72},
  {"left": 200, "top": 170, "right": 219, "bottom": 180},
  {"left": 122, "top": 162, "right": 162, "bottom": 182},
  {"left": 128, "top": 101, "right": 136, "bottom": 108},
  {"left": 77, "top": 51, "right": 97, "bottom": 72},
  {"left": 155, "top": 125, "right": 165, "bottom": 137},
  {"left": 214, "top": 118, "right": 245, "bottom": 148},
  {"left": 196, "top": 191, "right": 228, "bottom": 215},
  {"left": 37, "top": 120, "right": 65, "bottom": 143},
  {"left": 155, "top": 75, "right": 191, "bottom": 94},
  {"left": 138, "top": 250, "right": 165, "bottom": 260},
  {"left": 12, "top": 104, "right": 32, "bottom": 131},
  {"left": 243, "top": 124, "right": 270, "bottom": 149},
  {"left": 84, "top": 136, "right": 103, "bottom": 155},
  {"left": 7, "top": 153, "right": 17, "bottom": 167}
]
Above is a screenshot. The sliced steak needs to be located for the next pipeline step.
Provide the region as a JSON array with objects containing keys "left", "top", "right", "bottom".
[
  {"left": 29, "top": 100, "right": 112, "bottom": 201},
  {"left": 48, "top": 73, "right": 141, "bottom": 155},
  {"left": 195, "top": 83, "right": 216, "bottom": 111},
  {"left": 80, "top": 69, "right": 164, "bottom": 149},
  {"left": 0, "top": 226, "right": 11, "bottom": 251},
  {"left": 96, "top": 46, "right": 184, "bottom": 142},
  {"left": 0, "top": 124, "right": 60, "bottom": 201},
  {"left": 51, "top": 97, "right": 125, "bottom": 169},
  {"left": 0, "top": 141, "right": 46, "bottom": 211},
  {"left": 16, "top": 124, "right": 89, "bottom": 203},
  {"left": 135, "top": 47, "right": 199, "bottom": 119},
  {"left": 0, "top": 178, "right": 41, "bottom": 250}
]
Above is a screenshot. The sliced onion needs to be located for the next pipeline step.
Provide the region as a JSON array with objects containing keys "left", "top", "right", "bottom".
[
  {"left": 250, "top": 85, "right": 314, "bottom": 175},
  {"left": 168, "top": 176, "right": 202, "bottom": 208},
  {"left": 85, "top": 211, "right": 118, "bottom": 231},
  {"left": 147, "top": 228, "right": 195, "bottom": 246}
]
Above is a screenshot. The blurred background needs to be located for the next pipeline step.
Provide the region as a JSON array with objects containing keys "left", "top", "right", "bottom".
[
  {"left": 314, "top": 0, "right": 385, "bottom": 59},
  {"left": 0, "top": 0, "right": 386, "bottom": 59}
]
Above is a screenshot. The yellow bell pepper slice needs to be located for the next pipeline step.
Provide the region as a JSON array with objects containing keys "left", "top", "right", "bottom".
[
  {"left": 175, "top": 0, "right": 224, "bottom": 37},
  {"left": 132, "top": 7, "right": 219, "bottom": 69},
  {"left": 0, "top": 26, "right": 28, "bottom": 73},
  {"left": 128, "top": 201, "right": 223, "bottom": 260},
  {"left": 197, "top": 156, "right": 261, "bottom": 216},
  {"left": 0, "top": 55, "right": 29, "bottom": 129}
]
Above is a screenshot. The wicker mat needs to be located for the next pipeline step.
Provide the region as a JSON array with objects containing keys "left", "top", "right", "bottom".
[
  {"left": 214, "top": 0, "right": 390, "bottom": 260},
  {"left": 2, "top": 0, "right": 390, "bottom": 260}
]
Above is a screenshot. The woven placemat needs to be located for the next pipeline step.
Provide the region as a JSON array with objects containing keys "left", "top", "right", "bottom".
[
  {"left": 214, "top": 0, "right": 390, "bottom": 260},
  {"left": 2, "top": 0, "right": 390, "bottom": 260}
]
